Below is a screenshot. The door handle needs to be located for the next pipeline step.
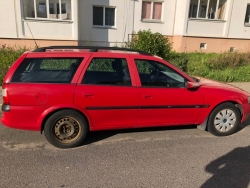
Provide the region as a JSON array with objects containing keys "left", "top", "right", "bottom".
[
  {"left": 144, "top": 95, "right": 152, "bottom": 99},
  {"left": 82, "top": 93, "right": 94, "bottom": 97}
]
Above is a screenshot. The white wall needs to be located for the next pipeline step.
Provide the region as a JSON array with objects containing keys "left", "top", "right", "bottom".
[
  {"left": 227, "top": 0, "right": 250, "bottom": 39},
  {"left": 185, "top": 0, "right": 233, "bottom": 38},
  {"left": 173, "top": 0, "right": 189, "bottom": 36},
  {"left": 0, "top": 0, "right": 18, "bottom": 38},
  {"left": 186, "top": 20, "right": 226, "bottom": 37},
  {"left": 133, "top": 0, "right": 176, "bottom": 35},
  {"left": 184, "top": 0, "right": 250, "bottom": 39},
  {"left": 0, "top": 0, "right": 78, "bottom": 40},
  {"left": 78, "top": 0, "right": 135, "bottom": 46}
]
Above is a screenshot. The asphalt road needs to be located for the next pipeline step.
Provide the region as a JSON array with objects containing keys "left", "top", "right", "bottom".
[{"left": 1, "top": 112, "right": 250, "bottom": 188}]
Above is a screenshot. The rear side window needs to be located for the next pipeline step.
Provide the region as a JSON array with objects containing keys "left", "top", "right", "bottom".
[
  {"left": 82, "top": 58, "right": 132, "bottom": 86},
  {"left": 11, "top": 58, "right": 83, "bottom": 83}
]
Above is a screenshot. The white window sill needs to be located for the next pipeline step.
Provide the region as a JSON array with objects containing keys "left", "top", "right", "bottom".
[
  {"left": 244, "top": 23, "right": 250, "bottom": 27},
  {"left": 141, "top": 19, "right": 164, "bottom": 24},
  {"left": 23, "top": 17, "right": 73, "bottom": 23},
  {"left": 93, "top": 25, "right": 117, "bottom": 29},
  {"left": 188, "top": 18, "right": 226, "bottom": 22}
]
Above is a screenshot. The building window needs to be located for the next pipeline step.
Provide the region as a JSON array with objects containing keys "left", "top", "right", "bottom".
[
  {"left": 189, "top": 0, "right": 227, "bottom": 20},
  {"left": 200, "top": 43, "right": 207, "bottom": 50},
  {"left": 22, "top": 0, "right": 72, "bottom": 20},
  {"left": 245, "top": 5, "right": 250, "bottom": 24},
  {"left": 93, "top": 6, "right": 115, "bottom": 27},
  {"left": 141, "top": 1, "right": 163, "bottom": 21}
]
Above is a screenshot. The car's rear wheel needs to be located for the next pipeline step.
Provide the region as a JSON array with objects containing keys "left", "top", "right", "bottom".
[
  {"left": 208, "top": 103, "right": 241, "bottom": 136},
  {"left": 44, "top": 110, "right": 88, "bottom": 148}
]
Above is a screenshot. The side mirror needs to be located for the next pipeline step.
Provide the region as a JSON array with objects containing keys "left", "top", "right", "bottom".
[{"left": 186, "top": 81, "right": 200, "bottom": 90}]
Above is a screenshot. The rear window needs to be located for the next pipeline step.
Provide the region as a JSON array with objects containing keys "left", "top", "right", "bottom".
[{"left": 11, "top": 58, "right": 83, "bottom": 83}]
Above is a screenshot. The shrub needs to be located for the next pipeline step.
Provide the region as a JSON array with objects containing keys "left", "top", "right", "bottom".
[
  {"left": 204, "top": 52, "right": 250, "bottom": 70},
  {"left": 168, "top": 52, "right": 188, "bottom": 72},
  {"left": 0, "top": 44, "right": 27, "bottom": 83},
  {"left": 127, "top": 29, "right": 172, "bottom": 59}
]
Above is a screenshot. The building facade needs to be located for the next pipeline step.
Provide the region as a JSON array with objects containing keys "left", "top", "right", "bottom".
[{"left": 1, "top": 0, "right": 250, "bottom": 52}]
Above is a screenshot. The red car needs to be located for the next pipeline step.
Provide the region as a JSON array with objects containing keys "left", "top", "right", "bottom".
[{"left": 1, "top": 46, "right": 250, "bottom": 148}]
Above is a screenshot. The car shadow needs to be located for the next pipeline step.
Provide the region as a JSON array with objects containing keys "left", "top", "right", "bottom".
[
  {"left": 201, "top": 146, "right": 250, "bottom": 188},
  {"left": 83, "top": 116, "right": 250, "bottom": 146},
  {"left": 83, "top": 125, "right": 197, "bottom": 145}
]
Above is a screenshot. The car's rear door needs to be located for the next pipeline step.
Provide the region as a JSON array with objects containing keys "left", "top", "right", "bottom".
[
  {"left": 74, "top": 53, "right": 139, "bottom": 130},
  {"left": 132, "top": 57, "right": 204, "bottom": 126}
]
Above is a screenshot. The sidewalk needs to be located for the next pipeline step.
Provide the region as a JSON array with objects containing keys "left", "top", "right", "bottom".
[{"left": 0, "top": 82, "right": 249, "bottom": 105}]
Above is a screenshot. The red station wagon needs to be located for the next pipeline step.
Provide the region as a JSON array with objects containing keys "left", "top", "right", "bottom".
[{"left": 1, "top": 46, "right": 250, "bottom": 148}]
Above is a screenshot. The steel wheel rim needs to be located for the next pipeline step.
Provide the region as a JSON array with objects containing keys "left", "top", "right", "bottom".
[
  {"left": 53, "top": 117, "right": 81, "bottom": 143},
  {"left": 214, "top": 109, "right": 236, "bottom": 132}
]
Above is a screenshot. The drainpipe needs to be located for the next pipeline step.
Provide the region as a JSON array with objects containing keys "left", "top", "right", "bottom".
[
  {"left": 172, "top": 0, "right": 177, "bottom": 36},
  {"left": 226, "top": 0, "right": 234, "bottom": 38},
  {"left": 14, "top": 0, "right": 19, "bottom": 38},
  {"left": 172, "top": 0, "right": 178, "bottom": 51},
  {"left": 132, "top": 0, "right": 135, "bottom": 33}
]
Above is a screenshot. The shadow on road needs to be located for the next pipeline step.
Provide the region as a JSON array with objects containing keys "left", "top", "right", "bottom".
[
  {"left": 201, "top": 146, "right": 250, "bottom": 188},
  {"left": 83, "top": 125, "right": 197, "bottom": 145},
  {"left": 83, "top": 116, "right": 250, "bottom": 145}
]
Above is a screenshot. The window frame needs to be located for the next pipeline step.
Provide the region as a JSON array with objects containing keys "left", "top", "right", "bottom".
[
  {"left": 22, "top": 0, "right": 73, "bottom": 22},
  {"left": 245, "top": 4, "right": 250, "bottom": 26},
  {"left": 188, "top": 0, "right": 227, "bottom": 21},
  {"left": 92, "top": 5, "right": 116, "bottom": 28},
  {"left": 141, "top": 0, "right": 164, "bottom": 23}
]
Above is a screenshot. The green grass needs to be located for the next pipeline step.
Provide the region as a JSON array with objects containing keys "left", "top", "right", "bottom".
[
  {"left": 1, "top": 45, "right": 250, "bottom": 83},
  {"left": 169, "top": 52, "right": 250, "bottom": 82}
]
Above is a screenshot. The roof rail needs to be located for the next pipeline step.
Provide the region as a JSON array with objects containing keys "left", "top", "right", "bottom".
[{"left": 33, "top": 46, "right": 152, "bottom": 55}]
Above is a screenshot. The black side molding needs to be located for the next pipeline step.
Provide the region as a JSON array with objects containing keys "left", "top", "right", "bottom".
[{"left": 2, "top": 104, "right": 10, "bottom": 112}]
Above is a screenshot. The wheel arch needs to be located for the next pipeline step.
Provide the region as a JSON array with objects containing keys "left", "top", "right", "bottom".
[
  {"left": 198, "top": 100, "right": 242, "bottom": 131},
  {"left": 40, "top": 107, "right": 91, "bottom": 133}
]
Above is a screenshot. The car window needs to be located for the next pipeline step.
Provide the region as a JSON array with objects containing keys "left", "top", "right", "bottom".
[
  {"left": 11, "top": 58, "right": 82, "bottom": 83},
  {"left": 135, "top": 59, "right": 186, "bottom": 88},
  {"left": 82, "top": 58, "right": 132, "bottom": 86}
]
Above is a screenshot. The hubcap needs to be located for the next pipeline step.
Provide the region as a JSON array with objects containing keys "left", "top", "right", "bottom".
[
  {"left": 214, "top": 109, "right": 236, "bottom": 132},
  {"left": 53, "top": 117, "right": 81, "bottom": 143}
]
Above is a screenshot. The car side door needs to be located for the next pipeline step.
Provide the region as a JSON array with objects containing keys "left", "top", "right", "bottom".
[
  {"left": 74, "top": 53, "right": 139, "bottom": 130},
  {"left": 133, "top": 58, "right": 204, "bottom": 126}
]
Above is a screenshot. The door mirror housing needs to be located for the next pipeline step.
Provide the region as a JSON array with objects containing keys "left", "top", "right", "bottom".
[{"left": 186, "top": 81, "right": 200, "bottom": 90}]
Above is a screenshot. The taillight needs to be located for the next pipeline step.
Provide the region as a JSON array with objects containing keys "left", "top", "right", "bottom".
[{"left": 2, "top": 83, "right": 10, "bottom": 105}]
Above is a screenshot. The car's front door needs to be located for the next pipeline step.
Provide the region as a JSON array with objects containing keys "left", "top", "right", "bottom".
[
  {"left": 134, "top": 59, "right": 204, "bottom": 126},
  {"left": 74, "top": 54, "right": 139, "bottom": 130}
]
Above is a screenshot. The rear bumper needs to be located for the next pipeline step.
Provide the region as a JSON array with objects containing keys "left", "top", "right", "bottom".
[{"left": 1, "top": 105, "right": 48, "bottom": 131}]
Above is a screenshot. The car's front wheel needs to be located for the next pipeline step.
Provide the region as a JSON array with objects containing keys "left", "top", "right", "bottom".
[
  {"left": 208, "top": 102, "right": 241, "bottom": 136},
  {"left": 44, "top": 109, "right": 88, "bottom": 148}
]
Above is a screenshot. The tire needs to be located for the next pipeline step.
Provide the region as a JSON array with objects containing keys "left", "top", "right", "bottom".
[
  {"left": 44, "top": 109, "right": 88, "bottom": 148},
  {"left": 208, "top": 102, "right": 241, "bottom": 136}
]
